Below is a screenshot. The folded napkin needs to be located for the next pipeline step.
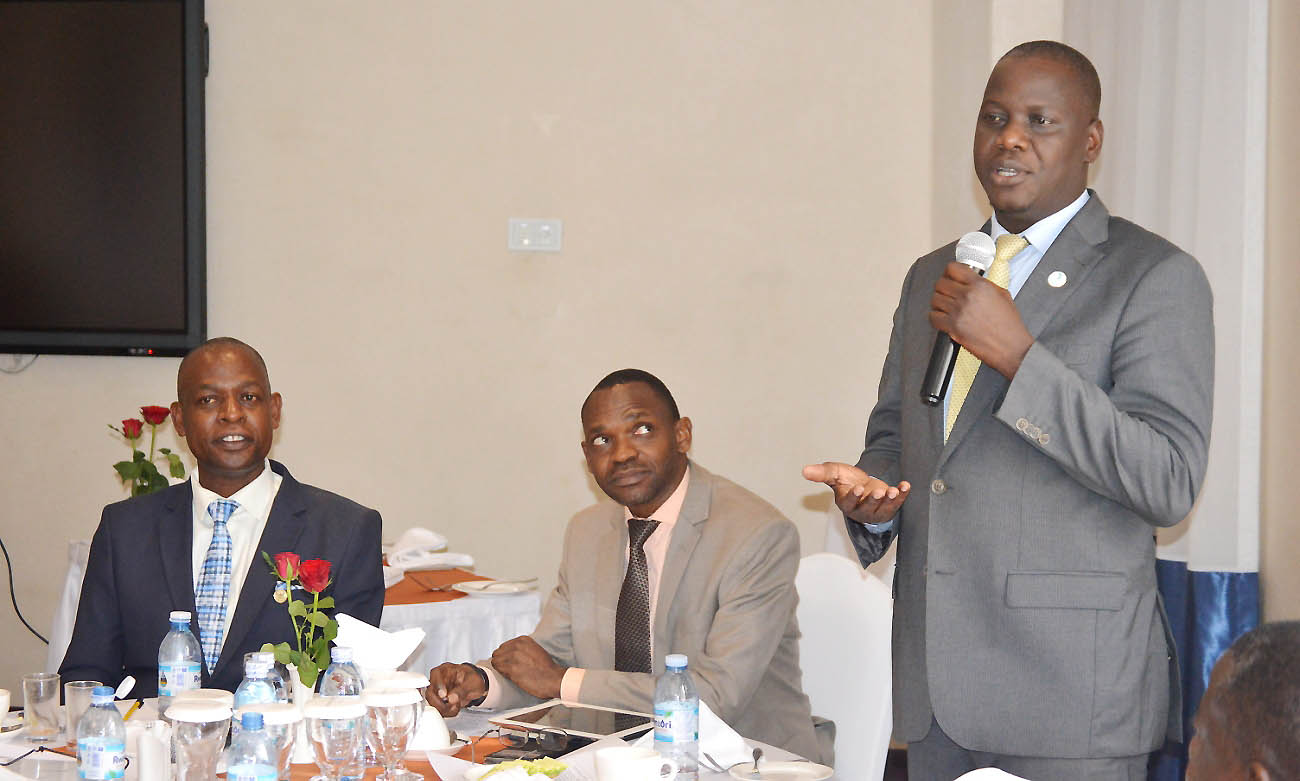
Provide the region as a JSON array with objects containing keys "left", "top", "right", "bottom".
[
  {"left": 387, "top": 527, "right": 475, "bottom": 571},
  {"left": 632, "top": 699, "right": 748, "bottom": 767},
  {"left": 334, "top": 613, "right": 425, "bottom": 674},
  {"left": 382, "top": 565, "right": 405, "bottom": 589}
]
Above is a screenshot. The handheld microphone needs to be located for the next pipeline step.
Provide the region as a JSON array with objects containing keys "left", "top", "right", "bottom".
[{"left": 920, "top": 231, "right": 996, "bottom": 406}]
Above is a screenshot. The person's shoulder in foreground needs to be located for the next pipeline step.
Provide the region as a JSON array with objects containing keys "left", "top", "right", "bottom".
[
  {"left": 1188, "top": 622, "right": 1300, "bottom": 781},
  {"left": 60, "top": 337, "right": 383, "bottom": 692}
]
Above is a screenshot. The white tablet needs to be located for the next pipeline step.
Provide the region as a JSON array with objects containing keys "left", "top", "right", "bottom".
[{"left": 489, "top": 699, "right": 654, "bottom": 741}]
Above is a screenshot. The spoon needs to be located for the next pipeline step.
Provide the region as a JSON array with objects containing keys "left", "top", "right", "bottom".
[{"left": 750, "top": 746, "right": 763, "bottom": 778}]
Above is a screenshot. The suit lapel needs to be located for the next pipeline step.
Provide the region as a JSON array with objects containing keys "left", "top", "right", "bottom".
[
  {"left": 653, "top": 465, "right": 707, "bottom": 653},
  {"left": 213, "top": 462, "right": 307, "bottom": 680},
  {"left": 593, "top": 508, "right": 625, "bottom": 669},
  {"left": 158, "top": 482, "right": 197, "bottom": 615},
  {"left": 939, "top": 195, "right": 1110, "bottom": 458}
]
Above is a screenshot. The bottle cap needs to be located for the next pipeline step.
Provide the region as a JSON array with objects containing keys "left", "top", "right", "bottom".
[
  {"left": 241, "top": 711, "right": 264, "bottom": 730},
  {"left": 665, "top": 654, "right": 688, "bottom": 670},
  {"left": 244, "top": 660, "right": 270, "bottom": 676},
  {"left": 169, "top": 610, "right": 192, "bottom": 622},
  {"left": 90, "top": 686, "right": 115, "bottom": 704},
  {"left": 331, "top": 646, "right": 354, "bottom": 663}
]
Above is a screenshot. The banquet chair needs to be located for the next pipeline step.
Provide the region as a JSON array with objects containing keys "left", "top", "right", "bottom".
[
  {"left": 46, "top": 539, "right": 91, "bottom": 672},
  {"left": 796, "top": 552, "right": 893, "bottom": 780}
]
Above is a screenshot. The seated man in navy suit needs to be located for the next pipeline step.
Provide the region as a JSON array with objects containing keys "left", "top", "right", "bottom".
[{"left": 60, "top": 337, "right": 384, "bottom": 694}]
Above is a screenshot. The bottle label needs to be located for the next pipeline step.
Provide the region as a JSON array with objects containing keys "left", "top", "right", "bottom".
[
  {"left": 78, "top": 738, "right": 126, "bottom": 780},
  {"left": 227, "top": 763, "right": 278, "bottom": 781},
  {"left": 653, "top": 700, "right": 699, "bottom": 744},
  {"left": 158, "top": 661, "right": 201, "bottom": 696}
]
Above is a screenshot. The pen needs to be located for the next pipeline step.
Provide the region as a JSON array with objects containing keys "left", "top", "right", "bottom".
[{"left": 123, "top": 698, "right": 143, "bottom": 721}]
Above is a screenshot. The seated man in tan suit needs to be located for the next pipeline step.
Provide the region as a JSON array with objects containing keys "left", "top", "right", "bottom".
[{"left": 426, "top": 369, "right": 824, "bottom": 761}]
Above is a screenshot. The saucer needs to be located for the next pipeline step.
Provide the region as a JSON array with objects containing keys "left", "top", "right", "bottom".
[
  {"left": 728, "top": 760, "right": 833, "bottom": 780},
  {"left": 0, "top": 713, "right": 23, "bottom": 733},
  {"left": 452, "top": 581, "right": 534, "bottom": 597}
]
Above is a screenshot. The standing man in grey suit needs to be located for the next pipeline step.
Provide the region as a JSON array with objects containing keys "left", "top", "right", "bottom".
[
  {"left": 427, "top": 369, "right": 824, "bottom": 762},
  {"left": 805, "top": 41, "right": 1213, "bottom": 778}
]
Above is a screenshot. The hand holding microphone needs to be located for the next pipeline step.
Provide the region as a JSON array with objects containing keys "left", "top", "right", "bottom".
[{"left": 921, "top": 232, "right": 1035, "bottom": 405}]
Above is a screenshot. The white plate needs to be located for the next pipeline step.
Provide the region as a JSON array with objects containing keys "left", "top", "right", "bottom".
[
  {"left": 0, "top": 713, "right": 23, "bottom": 733},
  {"left": 452, "top": 580, "right": 534, "bottom": 596},
  {"left": 423, "top": 735, "right": 470, "bottom": 756},
  {"left": 728, "top": 761, "right": 834, "bottom": 780}
]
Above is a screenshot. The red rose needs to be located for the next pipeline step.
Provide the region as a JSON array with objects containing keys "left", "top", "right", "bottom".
[
  {"left": 140, "top": 405, "right": 171, "bottom": 425},
  {"left": 272, "top": 552, "right": 300, "bottom": 580},
  {"left": 121, "top": 419, "right": 144, "bottom": 440},
  {"left": 298, "top": 559, "right": 332, "bottom": 594}
]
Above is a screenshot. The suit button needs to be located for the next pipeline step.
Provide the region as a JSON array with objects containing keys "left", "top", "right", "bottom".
[
  {"left": 1038, "top": 432, "right": 1050, "bottom": 445},
  {"left": 1027, "top": 424, "right": 1041, "bottom": 438},
  {"left": 1016, "top": 418, "right": 1029, "bottom": 431},
  {"left": 931, "top": 479, "right": 947, "bottom": 495}
]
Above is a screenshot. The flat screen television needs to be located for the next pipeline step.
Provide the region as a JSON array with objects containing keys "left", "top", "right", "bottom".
[{"left": 0, "top": 0, "right": 207, "bottom": 357}]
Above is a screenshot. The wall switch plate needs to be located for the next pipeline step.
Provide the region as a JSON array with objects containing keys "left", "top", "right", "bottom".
[{"left": 508, "top": 218, "right": 562, "bottom": 252}]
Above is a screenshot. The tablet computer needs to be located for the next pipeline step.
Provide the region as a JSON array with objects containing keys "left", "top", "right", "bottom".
[{"left": 489, "top": 699, "right": 654, "bottom": 741}]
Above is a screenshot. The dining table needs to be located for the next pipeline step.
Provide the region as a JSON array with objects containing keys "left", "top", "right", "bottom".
[{"left": 379, "top": 568, "right": 542, "bottom": 675}]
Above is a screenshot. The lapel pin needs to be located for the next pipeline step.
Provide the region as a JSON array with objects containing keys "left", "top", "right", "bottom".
[{"left": 1048, "top": 271, "right": 1067, "bottom": 288}]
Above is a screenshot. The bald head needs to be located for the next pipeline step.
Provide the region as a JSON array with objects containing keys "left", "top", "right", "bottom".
[
  {"left": 999, "top": 40, "right": 1101, "bottom": 120},
  {"left": 177, "top": 337, "right": 270, "bottom": 398}
]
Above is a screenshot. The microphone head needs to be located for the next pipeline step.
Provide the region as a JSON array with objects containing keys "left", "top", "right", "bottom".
[{"left": 955, "top": 231, "right": 995, "bottom": 272}]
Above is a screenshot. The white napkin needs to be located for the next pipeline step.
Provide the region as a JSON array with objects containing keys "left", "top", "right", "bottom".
[
  {"left": 334, "top": 613, "right": 425, "bottom": 673},
  {"left": 632, "top": 699, "right": 748, "bottom": 768},
  {"left": 955, "top": 770, "right": 1033, "bottom": 781},
  {"left": 388, "top": 528, "right": 475, "bottom": 571},
  {"left": 382, "top": 565, "right": 405, "bottom": 589}
]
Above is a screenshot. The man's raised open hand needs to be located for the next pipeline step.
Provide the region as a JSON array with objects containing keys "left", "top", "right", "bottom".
[{"left": 802, "top": 461, "right": 910, "bottom": 526}]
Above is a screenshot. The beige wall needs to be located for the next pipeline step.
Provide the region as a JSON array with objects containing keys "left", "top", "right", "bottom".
[
  {"left": 1262, "top": 0, "right": 1300, "bottom": 620},
  {"left": 0, "top": 1, "right": 934, "bottom": 692}
]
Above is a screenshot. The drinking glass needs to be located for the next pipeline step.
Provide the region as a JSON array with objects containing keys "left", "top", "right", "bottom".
[
  {"left": 236, "top": 702, "right": 301, "bottom": 780},
  {"left": 166, "top": 700, "right": 232, "bottom": 781},
  {"left": 305, "top": 698, "right": 366, "bottom": 781},
  {"left": 22, "top": 672, "right": 60, "bottom": 743},
  {"left": 63, "top": 680, "right": 102, "bottom": 740},
  {"left": 362, "top": 690, "right": 422, "bottom": 781}
]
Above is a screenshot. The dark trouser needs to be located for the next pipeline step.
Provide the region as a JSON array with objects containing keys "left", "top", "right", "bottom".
[{"left": 907, "top": 716, "right": 1149, "bottom": 781}]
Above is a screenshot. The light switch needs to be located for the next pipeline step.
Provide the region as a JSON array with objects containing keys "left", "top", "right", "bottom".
[{"left": 508, "top": 218, "right": 563, "bottom": 252}]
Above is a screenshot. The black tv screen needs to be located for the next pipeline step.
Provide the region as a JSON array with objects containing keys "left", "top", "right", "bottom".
[{"left": 0, "top": 0, "right": 206, "bottom": 357}]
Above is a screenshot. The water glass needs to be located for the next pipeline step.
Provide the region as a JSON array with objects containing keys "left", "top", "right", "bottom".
[
  {"left": 363, "top": 690, "right": 422, "bottom": 781},
  {"left": 63, "top": 680, "right": 102, "bottom": 740},
  {"left": 236, "top": 702, "right": 301, "bottom": 780},
  {"left": 166, "top": 700, "right": 232, "bottom": 781},
  {"left": 305, "top": 697, "right": 366, "bottom": 781},
  {"left": 22, "top": 672, "right": 60, "bottom": 743}
]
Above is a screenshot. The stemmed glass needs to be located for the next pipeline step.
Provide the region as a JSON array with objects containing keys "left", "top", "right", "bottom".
[
  {"left": 304, "top": 698, "right": 366, "bottom": 781},
  {"left": 362, "top": 689, "right": 423, "bottom": 781}
]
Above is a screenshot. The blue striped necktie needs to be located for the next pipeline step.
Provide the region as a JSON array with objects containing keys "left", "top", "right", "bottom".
[{"left": 196, "top": 499, "right": 237, "bottom": 673}]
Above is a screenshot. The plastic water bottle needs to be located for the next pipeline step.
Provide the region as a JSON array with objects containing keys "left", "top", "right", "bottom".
[
  {"left": 235, "top": 657, "right": 278, "bottom": 709},
  {"left": 158, "top": 610, "right": 202, "bottom": 718},
  {"left": 319, "top": 647, "right": 364, "bottom": 696},
  {"left": 654, "top": 654, "right": 699, "bottom": 780},
  {"left": 251, "top": 652, "right": 290, "bottom": 703},
  {"left": 319, "top": 647, "right": 366, "bottom": 781},
  {"left": 226, "top": 711, "right": 278, "bottom": 781},
  {"left": 77, "top": 686, "right": 126, "bottom": 780}
]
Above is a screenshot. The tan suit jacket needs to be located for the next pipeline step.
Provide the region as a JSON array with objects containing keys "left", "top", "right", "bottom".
[{"left": 486, "top": 463, "right": 822, "bottom": 761}]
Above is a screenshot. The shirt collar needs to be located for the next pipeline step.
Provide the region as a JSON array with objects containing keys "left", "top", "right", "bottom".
[
  {"left": 191, "top": 460, "right": 276, "bottom": 524},
  {"left": 623, "top": 465, "right": 691, "bottom": 527},
  {"left": 990, "top": 189, "right": 1090, "bottom": 255}
]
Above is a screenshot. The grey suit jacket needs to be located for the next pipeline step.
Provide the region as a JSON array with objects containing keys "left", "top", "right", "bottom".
[
  {"left": 846, "top": 194, "right": 1213, "bottom": 758},
  {"left": 485, "top": 463, "right": 823, "bottom": 762},
  {"left": 60, "top": 460, "right": 385, "bottom": 694}
]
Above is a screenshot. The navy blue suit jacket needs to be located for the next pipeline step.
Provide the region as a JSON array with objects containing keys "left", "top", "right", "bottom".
[{"left": 59, "top": 461, "right": 384, "bottom": 694}]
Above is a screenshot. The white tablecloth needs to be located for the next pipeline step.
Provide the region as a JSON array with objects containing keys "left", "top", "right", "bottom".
[{"left": 380, "top": 591, "right": 543, "bottom": 674}]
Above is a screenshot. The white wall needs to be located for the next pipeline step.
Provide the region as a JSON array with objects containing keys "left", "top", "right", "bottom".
[{"left": 0, "top": 0, "right": 934, "bottom": 692}]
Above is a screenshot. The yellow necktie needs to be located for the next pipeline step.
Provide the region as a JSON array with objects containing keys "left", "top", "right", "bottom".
[{"left": 944, "top": 233, "right": 1027, "bottom": 441}]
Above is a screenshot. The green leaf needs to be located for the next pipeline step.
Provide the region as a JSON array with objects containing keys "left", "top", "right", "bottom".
[
  {"left": 113, "top": 461, "right": 141, "bottom": 480},
  {"left": 308, "top": 611, "right": 331, "bottom": 627},
  {"left": 167, "top": 453, "right": 186, "bottom": 478},
  {"left": 315, "top": 596, "right": 335, "bottom": 610},
  {"left": 323, "top": 620, "right": 338, "bottom": 642},
  {"left": 311, "top": 639, "right": 330, "bottom": 670},
  {"left": 146, "top": 472, "right": 168, "bottom": 494},
  {"left": 132, "top": 449, "right": 146, "bottom": 462},
  {"left": 262, "top": 551, "right": 275, "bottom": 569},
  {"left": 272, "top": 643, "right": 293, "bottom": 665},
  {"left": 298, "top": 658, "right": 319, "bottom": 688},
  {"left": 288, "top": 600, "right": 308, "bottom": 618},
  {"left": 159, "top": 447, "right": 171, "bottom": 455}
]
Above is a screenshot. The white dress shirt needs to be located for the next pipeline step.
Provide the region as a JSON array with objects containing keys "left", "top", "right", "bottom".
[{"left": 189, "top": 461, "right": 283, "bottom": 655}]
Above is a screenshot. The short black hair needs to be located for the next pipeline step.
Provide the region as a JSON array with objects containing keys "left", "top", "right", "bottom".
[
  {"left": 1217, "top": 621, "right": 1300, "bottom": 774},
  {"left": 1001, "top": 40, "right": 1102, "bottom": 120},
  {"left": 585, "top": 368, "right": 680, "bottom": 421},
  {"left": 177, "top": 337, "right": 271, "bottom": 396}
]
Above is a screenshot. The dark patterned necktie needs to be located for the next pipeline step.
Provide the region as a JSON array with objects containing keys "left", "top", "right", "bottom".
[{"left": 614, "top": 517, "right": 660, "bottom": 673}]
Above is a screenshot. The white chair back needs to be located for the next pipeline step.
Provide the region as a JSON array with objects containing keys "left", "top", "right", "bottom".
[
  {"left": 796, "top": 551, "right": 893, "bottom": 780},
  {"left": 46, "top": 539, "right": 91, "bottom": 672}
]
